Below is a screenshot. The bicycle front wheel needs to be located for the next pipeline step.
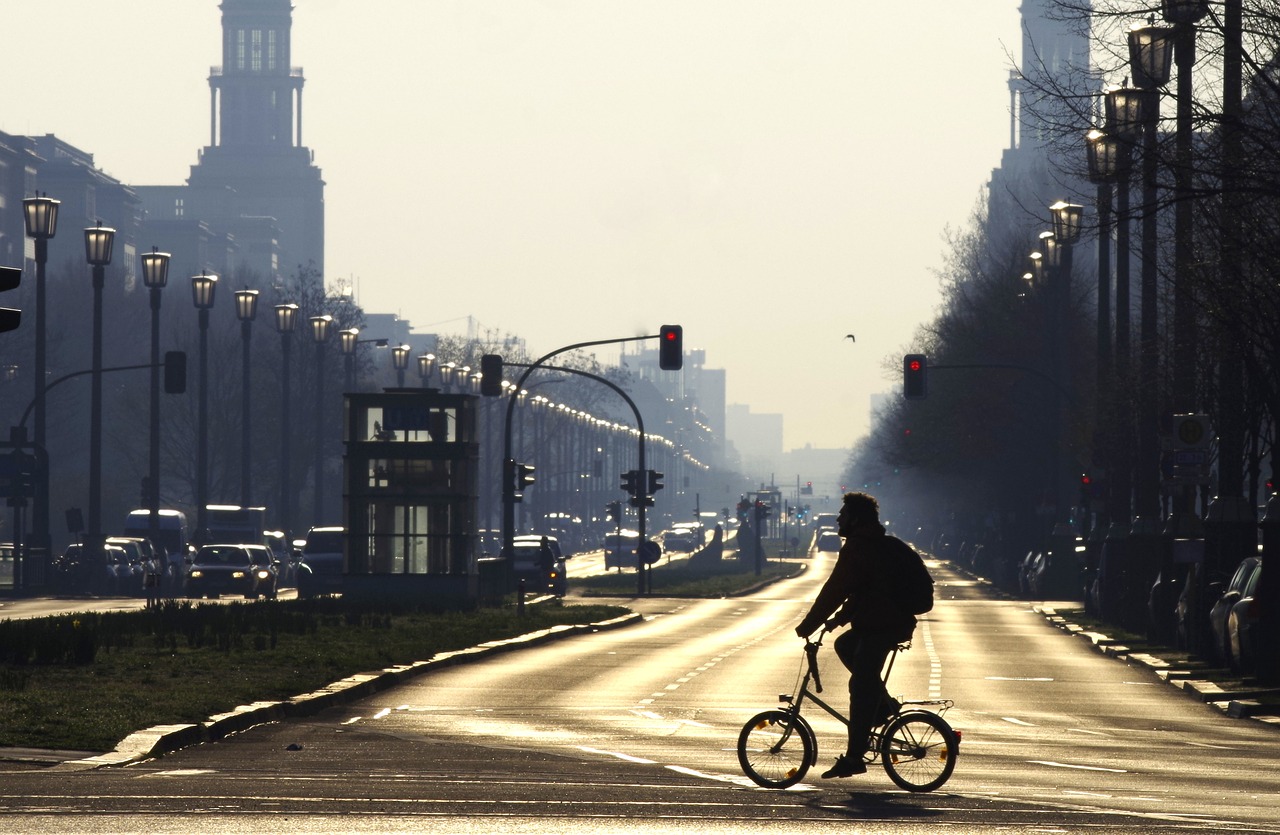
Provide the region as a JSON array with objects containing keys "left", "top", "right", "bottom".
[
  {"left": 737, "top": 709, "right": 815, "bottom": 789},
  {"left": 880, "top": 710, "right": 958, "bottom": 792}
]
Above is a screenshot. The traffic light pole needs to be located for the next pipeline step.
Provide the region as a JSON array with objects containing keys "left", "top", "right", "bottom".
[{"left": 503, "top": 352, "right": 656, "bottom": 595}]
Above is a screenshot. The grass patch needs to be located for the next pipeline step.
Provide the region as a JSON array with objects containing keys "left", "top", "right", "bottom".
[
  {"left": 0, "top": 598, "right": 627, "bottom": 753},
  {"left": 572, "top": 556, "right": 804, "bottom": 598}
]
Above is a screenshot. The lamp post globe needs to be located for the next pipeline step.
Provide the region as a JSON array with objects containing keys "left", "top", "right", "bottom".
[
  {"left": 417, "top": 353, "right": 437, "bottom": 387},
  {"left": 1128, "top": 22, "right": 1176, "bottom": 90},
  {"left": 392, "top": 344, "right": 410, "bottom": 388}
]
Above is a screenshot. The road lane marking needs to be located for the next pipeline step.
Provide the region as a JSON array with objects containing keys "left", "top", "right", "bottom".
[
  {"left": 986, "top": 676, "right": 1054, "bottom": 681},
  {"left": 372, "top": 708, "right": 391, "bottom": 719},
  {"left": 1002, "top": 717, "right": 1036, "bottom": 726},
  {"left": 1030, "top": 760, "right": 1128, "bottom": 773},
  {"left": 340, "top": 716, "right": 362, "bottom": 725},
  {"left": 577, "top": 746, "right": 656, "bottom": 764}
]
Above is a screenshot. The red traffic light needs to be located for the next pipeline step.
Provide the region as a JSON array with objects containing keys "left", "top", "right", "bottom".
[{"left": 659, "top": 324, "right": 683, "bottom": 370}]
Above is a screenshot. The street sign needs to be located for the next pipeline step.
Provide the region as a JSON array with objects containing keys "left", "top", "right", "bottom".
[
  {"left": 638, "top": 539, "right": 661, "bottom": 565},
  {"left": 1168, "top": 413, "right": 1212, "bottom": 450}
]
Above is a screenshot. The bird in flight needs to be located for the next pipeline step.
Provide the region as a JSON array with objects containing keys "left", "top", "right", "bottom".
[{"left": 844, "top": 334, "right": 855, "bottom": 342}]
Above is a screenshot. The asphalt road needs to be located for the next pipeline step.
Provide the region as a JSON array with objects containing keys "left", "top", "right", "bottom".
[{"left": 1, "top": 556, "right": 1277, "bottom": 834}]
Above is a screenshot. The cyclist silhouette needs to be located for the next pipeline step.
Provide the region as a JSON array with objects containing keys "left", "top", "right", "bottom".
[{"left": 796, "top": 492, "right": 921, "bottom": 778}]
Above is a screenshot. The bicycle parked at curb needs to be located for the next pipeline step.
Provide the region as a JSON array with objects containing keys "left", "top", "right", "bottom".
[{"left": 737, "top": 628, "right": 961, "bottom": 791}]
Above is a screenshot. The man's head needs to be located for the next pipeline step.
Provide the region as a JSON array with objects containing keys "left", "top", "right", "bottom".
[{"left": 837, "top": 492, "right": 880, "bottom": 536}]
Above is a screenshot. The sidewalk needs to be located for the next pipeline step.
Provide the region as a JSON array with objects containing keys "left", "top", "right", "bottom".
[{"left": 1035, "top": 604, "right": 1280, "bottom": 727}]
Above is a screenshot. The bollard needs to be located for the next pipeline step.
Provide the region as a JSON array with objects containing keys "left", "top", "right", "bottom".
[{"left": 517, "top": 578, "right": 525, "bottom": 617}]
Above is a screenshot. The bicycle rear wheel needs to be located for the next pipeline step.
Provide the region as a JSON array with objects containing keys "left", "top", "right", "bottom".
[
  {"left": 737, "top": 709, "right": 815, "bottom": 789},
  {"left": 880, "top": 710, "right": 958, "bottom": 792}
]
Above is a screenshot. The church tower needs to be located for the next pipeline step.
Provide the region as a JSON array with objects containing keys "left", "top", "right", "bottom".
[{"left": 186, "top": 0, "right": 324, "bottom": 282}]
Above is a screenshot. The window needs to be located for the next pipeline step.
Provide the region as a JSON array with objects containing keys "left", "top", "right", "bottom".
[
  {"left": 236, "top": 29, "right": 245, "bottom": 70},
  {"left": 251, "top": 30, "right": 262, "bottom": 72},
  {"left": 268, "top": 30, "right": 277, "bottom": 71}
]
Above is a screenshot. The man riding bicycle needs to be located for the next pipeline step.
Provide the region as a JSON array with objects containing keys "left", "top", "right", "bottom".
[{"left": 795, "top": 491, "right": 932, "bottom": 778}]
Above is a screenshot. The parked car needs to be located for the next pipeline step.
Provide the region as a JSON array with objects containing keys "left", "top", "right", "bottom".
[
  {"left": 1226, "top": 557, "right": 1263, "bottom": 672},
  {"left": 1028, "top": 537, "right": 1085, "bottom": 600},
  {"left": 1208, "top": 555, "right": 1260, "bottom": 667},
  {"left": 185, "top": 544, "right": 272, "bottom": 599},
  {"left": 55, "top": 543, "right": 130, "bottom": 595},
  {"left": 105, "top": 536, "right": 155, "bottom": 596},
  {"left": 510, "top": 534, "right": 567, "bottom": 596},
  {"left": 0, "top": 542, "right": 13, "bottom": 588},
  {"left": 296, "top": 526, "right": 345, "bottom": 599}
]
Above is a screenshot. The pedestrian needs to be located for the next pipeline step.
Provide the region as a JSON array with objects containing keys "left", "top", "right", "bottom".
[{"left": 795, "top": 491, "right": 933, "bottom": 778}]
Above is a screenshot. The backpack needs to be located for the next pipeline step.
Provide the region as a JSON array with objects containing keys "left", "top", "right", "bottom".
[{"left": 886, "top": 538, "right": 934, "bottom": 615}]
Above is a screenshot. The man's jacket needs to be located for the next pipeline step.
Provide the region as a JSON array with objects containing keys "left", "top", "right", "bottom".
[{"left": 797, "top": 521, "right": 918, "bottom": 641}]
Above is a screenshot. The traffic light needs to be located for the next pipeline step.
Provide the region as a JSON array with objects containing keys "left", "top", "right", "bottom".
[
  {"left": 606, "top": 500, "right": 622, "bottom": 522},
  {"left": 505, "top": 459, "right": 536, "bottom": 501},
  {"left": 1, "top": 265, "right": 21, "bottom": 333},
  {"left": 480, "top": 354, "right": 503, "bottom": 397},
  {"left": 659, "top": 324, "right": 683, "bottom": 371},
  {"left": 621, "top": 469, "right": 640, "bottom": 496},
  {"left": 903, "top": 354, "right": 927, "bottom": 399},
  {"left": 163, "top": 351, "right": 187, "bottom": 394},
  {"left": 647, "top": 469, "right": 664, "bottom": 494}
]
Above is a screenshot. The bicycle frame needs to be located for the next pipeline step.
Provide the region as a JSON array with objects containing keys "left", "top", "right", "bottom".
[{"left": 778, "top": 633, "right": 954, "bottom": 755}]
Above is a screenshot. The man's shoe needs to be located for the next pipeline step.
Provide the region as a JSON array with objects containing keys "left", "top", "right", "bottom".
[{"left": 821, "top": 754, "right": 868, "bottom": 778}]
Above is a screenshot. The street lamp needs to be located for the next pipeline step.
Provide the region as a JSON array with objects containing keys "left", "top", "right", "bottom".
[
  {"left": 392, "top": 344, "right": 410, "bottom": 388},
  {"left": 439, "top": 362, "right": 457, "bottom": 393},
  {"left": 1129, "top": 20, "right": 1175, "bottom": 528},
  {"left": 275, "top": 303, "right": 299, "bottom": 539},
  {"left": 22, "top": 194, "right": 58, "bottom": 565},
  {"left": 340, "top": 328, "right": 360, "bottom": 391},
  {"left": 310, "top": 314, "right": 333, "bottom": 525},
  {"left": 140, "top": 247, "right": 170, "bottom": 565},
  {"left": 84, "top": 223, "right": 115, "bottom": 560},
  {"left": 417, "top": 353, "right": 437, "bottom": 388},
  {"left": 234, "top": 288, "right": 260, "bottom": 505},
  {"left": 191, "top": 272, "right": 218, "bottom": 540}
]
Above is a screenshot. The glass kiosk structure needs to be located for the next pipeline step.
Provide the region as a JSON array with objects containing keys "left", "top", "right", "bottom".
[{"left": 341, "top": 389, "right": 481, "bottom": 604}]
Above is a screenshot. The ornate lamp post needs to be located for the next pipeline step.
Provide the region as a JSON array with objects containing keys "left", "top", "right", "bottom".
[
  {"left": 234, "top": 288, "right": 260, "bottom": 505},
  {"left": 392, "top": 344, "right": 410, "bottom": 388},
  {"left": 22, "top": 194, "right": 58, "bottom": 562},
  {"left": 1128, "top": 20, "right": 1175, "bottom": 528},
  {"left": 191, "top": 272, "right": 218, "bottom": 540},
  {"left": 140, "top": 247, "right": 170, "bottom": 560},
  {"left": 310, "top": 314, "right": 333, "bottom": 525},
  {"left": 417, "top": 353, "right": 437, "bottom": 388},
  {"left": 84, "top": 223, "right": 115, "bottom": 559},
  {"left": 340, "top": 328, "right": 359, "bottom": 392},
  {"left": 275, "top": 303, "right": 299, "bottom": 539}
]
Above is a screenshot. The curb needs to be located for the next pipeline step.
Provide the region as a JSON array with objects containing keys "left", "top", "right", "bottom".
[
  {"left": 1035, "top": 605, "right": 1280, "bottom": 725},
  {"left": 48, "top": 611, "right": 644, "bottom": 771}
]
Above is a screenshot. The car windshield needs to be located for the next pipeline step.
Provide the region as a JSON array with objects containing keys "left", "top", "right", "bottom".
[
  {"left": 248, "top": 549, "right": 273, "bottom": 566},
  {"left": 305, "top": 531, "right": 344, "bottom": 553},
  {"left": 195, "top": 547, "right": 250, "bottom": 567}
]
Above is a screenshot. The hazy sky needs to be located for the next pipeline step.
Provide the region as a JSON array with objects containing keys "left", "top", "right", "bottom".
[{"left": 3, "top": 1, "right": 1022, "bottom": 452}]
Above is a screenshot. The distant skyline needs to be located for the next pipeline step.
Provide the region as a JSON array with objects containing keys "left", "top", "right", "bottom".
[{"left": 2, "top": 1, "right": 1023, "bottom": 452}]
